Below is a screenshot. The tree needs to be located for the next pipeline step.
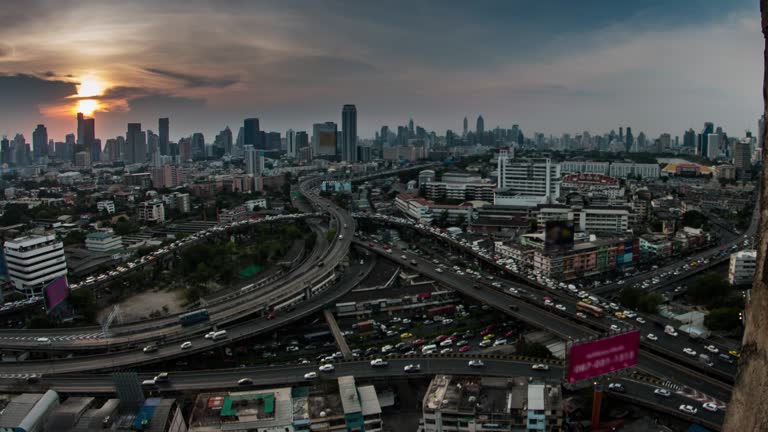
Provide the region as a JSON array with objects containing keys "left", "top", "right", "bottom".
[
  {"left": 518, "top": 341, "right": 553, "bottom": 359},
  {"left": 681, "top": 210, "right": 707, "bottom": 229},
  {"left": 724, "top": 3, "right": 768, "bottom": 428},
  {"left": 704, "top": 307, "right": 742, "bottom": 331},
  {"left": 114, "top": 219, "right": 140, "bottom": 236},
  {"left": 619, "top": 287, "right": 642, "bottom": 309},
  {"left": 69, "top": 289, "right": 97, "bottom": 323},
  {"left": 63, "top": 230, "right": 86, "bottom": 246},
  {"left": 687, "top": 272, "right": 731, "bottom": 306}
]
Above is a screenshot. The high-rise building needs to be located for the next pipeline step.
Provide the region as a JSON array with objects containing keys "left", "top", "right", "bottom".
[
  {"left": 243, "top": 118, "right": 261, "bottom": 149},
  {"left": 683, "top": 128, "right": 696, "bottom": 148},
  {"left": 214, "top": 127, "right": 233, "bottom": 155},
  {"left": 244, "top": 145, "right": 264, "bottom": 174},
  {"left": 313, "top": 122, "right": 338, "bottom": 157},
  {"left": 697, "top": 122, "right": 714, "bottom": 156},
  {"left": 4, "top": 234, "right": 67, "bottom": 297},
  {"left": 729, "top": 250, "right": 756, "bottom": 285},
  {"left": 76, "top": 112, "right": 97, "bottom": 163},
  {"left": 178, "top": 137, "right": 192, "bottom": 161},
  {"left": 285, "top": 129, "right": 297, "bottom": 158},
  {"left": 342, "top": 104, "right": 358, "bottom": 162},
  {"left": 408, "top": 118, "right": 414, "bottom": 137},
  {"left": 32, "top": 124, "right": 47, "bottom": 161},
  {"left": 463, "top": 117, "right": 468, "bottom": 137},
  {"left": 495, "top": 150, "right": 561, "bottom": 207},
  {"left": 759, "top": 115, "right": 765, "bottom": 149},
  {"left": 191, "top": 133, "right": 205, "bottom": 158},
  {"left": 706, "top": 133, "right": 719, "bottom": 159},
  {"left": 734, "top": 139, "right": 752, "bottom": 178},
  {"left": 625, "top": 127, "right": 633, "bottom": 152},
  {"left": 0, "top": 136, "right": 9, "bottom": 165},
  {"left": 158, "top": 117, "right": 169, "bottom": 155},
  {"left": 126, "top": 123, "right": 146, "bottom": 164},
  {"left": 476, "top": 115, "right": 485, "bottom": 135}
]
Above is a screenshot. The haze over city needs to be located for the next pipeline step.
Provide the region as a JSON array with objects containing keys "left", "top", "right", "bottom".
[{"left": 0, "top": 0, "right": 762, "bottom": 141}]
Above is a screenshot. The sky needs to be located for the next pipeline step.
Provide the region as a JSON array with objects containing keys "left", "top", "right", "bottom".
[{"left": 0, "top": 0, "right": 762, "bottom": 142}]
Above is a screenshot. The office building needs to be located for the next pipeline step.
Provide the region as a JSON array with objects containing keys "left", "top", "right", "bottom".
[
  {"left": 342, "top": 104, "right": 358, "bottom": 162},
  {"left": 295, "top": 131, "right": 309, "bottom": 153},
  {"left": 707, "top": 133, "right": 720, "bottom": 159},
  {"left": 495, "top": 151, "right": 560, "bottom": 207},
  {"left": 191, "top": 133, "right": 205, "bottom": 158},
  {"left": 137, "top": 200, "right": 165, "bottom": 223},
  {"left": 285, "top": 129, "right": 297, "bottom": 158},
  {"left": 422, "top": 375, "right": 563, "bottom": 432},
  {"left": 608, "top": 162, "right": 660, "bottom": 179},
  {"left": 4, "top": 234, "right": 68, "bottom": 296},
  {"left": 85, "top": 232, "right": 123, "bottom": 253},
  {"left": 536, "top": 204, "right": 631, "bottom": 234},
  {"left": 697, "top": 122, "right": 714, "bottom": 157},
  {"left": 151, "top": 165, "right": 187, "bottom": 188},
  {"left": 729, "top": 250, "right": 756, "bottom": 286},
  {"left": 313, "top": 122, "right": 338, "bottom": 157},
  {"left": 159, "top": 117, "right": 169, "bottom": 155},
  {"left": 1, "top": 136, "right": 9, "bottom": 164},
  {"left": 243, "top": 118, "right": 261, "bottom": 149},
  {"left": 244, "top": 145, "right": 264, "bottom": 174},
  {"left": 126, "top": 123, "right": 146, "bottom": 164},
  {"left": 32, "top": 124, "right": 47, "bottom": 161},
  {"left": 734, "top": 139, "right": 752, "bottom": 178},
  {"left": 476, "top": 115, "right": 484, "bottom": 135}
]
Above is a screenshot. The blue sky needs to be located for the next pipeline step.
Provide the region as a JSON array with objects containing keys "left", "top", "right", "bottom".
[{"left": 0, "top": 0, "right": 761, "bottom": 141}]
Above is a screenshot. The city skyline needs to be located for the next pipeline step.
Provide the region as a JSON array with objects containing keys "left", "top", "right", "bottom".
[{"left": 0, "top": 0, "right": 761, "bottom": 141}]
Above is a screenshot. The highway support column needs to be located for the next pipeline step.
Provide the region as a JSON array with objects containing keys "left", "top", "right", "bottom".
[{"left": 591, "top": 382, "right": 603, "bottom": 431}]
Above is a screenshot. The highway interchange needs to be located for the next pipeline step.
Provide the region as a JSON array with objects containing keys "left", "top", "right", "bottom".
[{"left": 0, "top": 166, "right": 750, "bottom": 430}]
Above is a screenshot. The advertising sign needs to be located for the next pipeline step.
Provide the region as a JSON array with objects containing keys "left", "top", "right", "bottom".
[
  {"left": 44, "top": 276, "right": 70, "bottom": 311},
  {"left": 567, "top": 330, "right": 640, "bottom": 383},
  {"left": 544, "top": 220, "right": 575, "bottom": 250}
]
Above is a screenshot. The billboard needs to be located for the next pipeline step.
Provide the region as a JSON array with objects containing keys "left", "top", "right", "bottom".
[
  {"left": 567, "top": 330, "right": 640, "bottom": 383},
  {"left": 44, "top": 276, "right": 71, "bottom": 311},
  {"left": 544, "top": 220, "right": 575, "bottom": 250}
]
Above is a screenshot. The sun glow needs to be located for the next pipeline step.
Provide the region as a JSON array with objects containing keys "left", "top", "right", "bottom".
[
  {"left": 76, "top": 99, "right": 99, "bottom": 116},
  {"left": 77, "top": 76, "right": 104, "bottom": 98}
]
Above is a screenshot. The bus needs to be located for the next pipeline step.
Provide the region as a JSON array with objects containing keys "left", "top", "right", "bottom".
[
  {"left": 178, "top": 309, "right": 210, "bottom": 327},
  {"left": 576, "top": 302, "right": 604, "bottom": 318}
]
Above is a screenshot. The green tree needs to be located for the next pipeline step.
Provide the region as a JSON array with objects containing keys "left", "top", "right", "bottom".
[
  {"left": 681, "top": 210, "right": 707, "bottom": 229},
  {"left": 688, "top": 272, "right": 731, "bottom": 305},
  {"left": 63, "top": 230, "right": 87, "bottom": 246},
  {"left": 637, "top": 293, "right": 663, "bottom": 314},
  {"left": 114, "top": 219, "right": 140, "bottom": 235},
  {"left": 326, "top": 228, "right": 337, "bottom": 242},
  {"left": 704, "top": 307, "right": 742, "bottom": 331},
  {"left": 619, "top": 287, "right": 642, "bottom": 309},
  {"left": 69, "top": 289, "right": 97, "bottom": 322}
]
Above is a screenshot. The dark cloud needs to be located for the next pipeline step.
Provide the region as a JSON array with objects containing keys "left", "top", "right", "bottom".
[
  {"left": 143, "top": 67, "right": 238, "bottom": 88},
  {"left": 0, "top": 73, "right": 75, "bottom": 104}
]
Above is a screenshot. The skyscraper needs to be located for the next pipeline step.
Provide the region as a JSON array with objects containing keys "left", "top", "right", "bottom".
[
  {"left": 408, "top": 118, "right": 414, "bottom": 137},
  {"left": 625, "top": 127, "right": 633, "bottom": 153},
  {"left": 215, "top": 127, "right": 233, "bottom": 155},
  {"left": 697, "top": 122, "right": 714, "bottom": 156},
  {"left": 476, "top": 115, "right": 484, "bottom": 135},
  {"left": 463, "top": 117, "right": 468, "bottom": 137},
  {"left": 159, "top": 118, "right": 169, "bottom": 155},
  {"left": 126, "top": 123, "right": 146, "bottom": 164},
  {"left": 706, "top": 133, "right": 719, "bottom": 160},
  {"left": 244, "top": 118, "right": 261, "bottom": 148},
  {"left": 342, "top": 104, "right": 358, "bottom": 163},
  {"left": 0, "top": 136, "right": 9, "bottom": 165},
  {"left": 32, "top": 124, "right": 47, "bottom": 161},
  {"left": 734, "top": 139, "right": 752, "bottom": 178},
  {"left": 683, "top": 129, "right": 696, "bottom": 148},
  {"left": 313, "top": 122, "right": 338, "bottom": 157},
  {"left": 76, "top": 112, "right": 97, "bottom": 163},
  {"left": 244, "top": 145, "right": 264, "bottom": 174},
  {"left": 191, "top": 133, "right": 205, "bottom": 158},
  {"left": 286, "top": 129, "right": 297, "bottom": 158}
]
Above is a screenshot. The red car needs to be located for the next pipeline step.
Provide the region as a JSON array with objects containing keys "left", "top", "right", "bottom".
[
  {"left": 411, "top": 339, "right": 427, "bottom": 346},
  {"left": 267, "top": 312, "right": 276, "bottom": 320},
  {"left": 505, "top": 330, "right": 516, "bottom": 338},
  {"left": 434, "top": 335, "right": 448, "bottom": 342},
  {"left": 448, "top": 335, "right": 458, "bottom": 342},
  {"left": 458, "top": 345, "right": 471, "bottom": 353}
]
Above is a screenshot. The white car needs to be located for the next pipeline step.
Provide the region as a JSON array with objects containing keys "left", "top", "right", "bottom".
[
  {"left": 180, "top": 341, "right": 192, "bottom": 349},
  {"left": 576, "top": 312, "right": 588, "bottom": 319},
  {"left": 704, "top": 345, "right": 719, "bottom": 354},
  {"left": 654, "top": 388, "right": 671, "bottom": 397},
  {"left": 646, "top": 333, "right": 658, "bottom": 341},
  {"left": 610, "top": 325, "right": 621, "bottom": 332},
  {"left": 404, "top": 364, "right": 421, "bottom": 373},
  {"left": 683, "top": 348, "right": 697, "bottom": 357},
  {"left": 303, "top": 372, "right": 317, "bottom": 380},
  {"left": 318, "top": 364, "right": 335, "bottom": 372},
  {"left": 493, "top": 339, "right": 507, "bottom": 346},
  {"left": 204, "top": 332, "right": 215, "bottom": 339},
  {"left": 679, "top": 404, "right": 697, "bottom": 415},
  {"left": 555, "top": 304, "right": 567, "bottom": 311},
  {"left": 702, "top": 402, "right": 718, "bottom": 412},
  {"left": 531, "top": 364, "right": 549, "bottom": 371},
  {"left": 468, "top": 360, "right": 484, "bottom": 367},
  {"left": 370, "top": 358, "right": 388, "bottom": 367},
  {"left": 635, "top": 317, "right": 646, "bottom": 324}
]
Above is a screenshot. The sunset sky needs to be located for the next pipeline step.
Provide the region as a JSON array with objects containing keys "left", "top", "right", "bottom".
[{"left": 0, "top": 0, "right": 761, "bottom": 142}]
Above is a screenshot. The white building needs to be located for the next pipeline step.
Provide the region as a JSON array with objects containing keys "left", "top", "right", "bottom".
[
  {"left": 729, "top": 250, "right": 756, "bottom": 285},
  {"left": 707, "top": 133, "right": 720, "bottom": 160},
  {"left": 608, "top": 162, "right": 660, "bottom": 179},
  {"left": 559, "top": 160, "right": 610, "bottom": 175},
  {"left": 536, "top": 205, "right": 631, "bottom": 234},
  {"left": 137, "top": 200, "right": 165, "bottom": 223},
  {"left": 3, "top": 234, "right": 67, "bottom": 296},
  {"left": 245, "top": 198, "right": 267, "bottom": 211},
  {"left": 96, "top": 200, "right": 115, "bottom": 214},
  {"left": 85, "top": 232, "right": 123, "bottom": 253},
  {"left": 495, "top": 151, "right": 560, "bottom": 207},
  {"left": 285, "top": 129, "right": 297, "bottom": 158},
  {"left": 162, "top": 192, "right": 191, "bottom": 214},
  {"left": 244, "top": 145, "right": 265, "bottom": 174}
]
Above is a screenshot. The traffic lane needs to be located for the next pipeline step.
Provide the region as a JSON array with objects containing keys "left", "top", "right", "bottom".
[
  {"left": 0, "top": 257, "right": 371, "bottom": 375},
  {"left": 384, "top": 243, "right": 736, "bottom": 381}
]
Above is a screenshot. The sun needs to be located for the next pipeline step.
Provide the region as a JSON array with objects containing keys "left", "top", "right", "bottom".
[
  {"left": 77, "top": 76, "right": 104, "bottom": 98},
  {"left": 77, "top": 99, "right": 99, "bottom": 116}
]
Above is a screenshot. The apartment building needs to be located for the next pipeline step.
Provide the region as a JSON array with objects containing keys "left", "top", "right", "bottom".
[
  {"left": 729, "top": 250, "right": 756, "bottom": 286},
  {"left": 137, "top": 200, "right": 166, "bottom": 223}
]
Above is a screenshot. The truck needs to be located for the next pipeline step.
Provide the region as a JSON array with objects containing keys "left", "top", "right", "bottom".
[
  {"left": 426, "top": 305, "right": 456, "bottom": 318},
  {"left": 355, "top": 320, "right": 375, "bottom": 332}
]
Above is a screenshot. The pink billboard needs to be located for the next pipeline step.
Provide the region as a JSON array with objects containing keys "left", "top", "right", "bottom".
[
  {"left": 44, "top": 276, "right": 70, "bottom": 311},
  {"left": 568, "top": 330, "right": 640, "bottom": 383}
]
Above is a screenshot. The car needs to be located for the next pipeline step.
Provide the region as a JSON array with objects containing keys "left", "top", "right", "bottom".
[
  {"left": 679, "top": 404, "right": 697, "bottom": 415},
  {"left": 237, "top": 378, "right": 253, "bottom": 386},
  {"left": 610, "top": 325, "right": 621, "bottom": 332},
  {"left": 729, "top": 350, "right": 741, "bottom": 358},
  {"left": 319, "top": 364, "right": 335, "bottom": 372},
  {"left": 204, "top": 331, "right": 215, "bottom": 339},
  {"left": 555, "top": 304, "right": 566, "bottom": 311},
  {"left": 614, "top": 312, "right": 626, "bottom": 319},
  {"left": 683, "top": 348, "right": 697, "bottom": 356},
  {"left": 400, "top": 332, "right": 413, "bottom": 339},
  {"left": 635, "top": 317, "right": 646, "bottom": 324},
  {"left": 718, "top": 353, "right": 735, "bottom": 364},
  {"left": 180, "top": 341, "right": 192, "bottom": 350},
  {"left": 143, "top": 345, "right": 158, "bottom": 353},
  {"left": 493, "top": 339, "right": 507, "bottom": 346},
  {"left": 304, "top": 372, "right": 317, "bottom": 380},
  {"left": 458, "top": 345, "right": 471, "bottom": 353},
  {"left": 468, "top": 360, "right": 484, "bottom": 367},
  {"left": 370, "top": 358, "right": 388, "bottom": 367},
  {"left": 702, "top": 402, "right": 719, "bottom": 412},
  {"left": 531, "top": 364, "right": 549, "bottom": 371},
  {"left": 154, "top": 372, "right": 169, "bottom": 383},
  {"left": 646, "top": 333, "right": 658, "bottom": 341},
  {"left": 704, "top": 345, "right": 719, "bottom": 354},
  {"left": 404, "top": 364, "right": 421, "bottom": 373},
  {"left": 479, "top": 340, "right": 493, "bottom": 348},
  {"left": 654, "top": 388, "right": 671, "bottom": 397},
  {"left": 608, "top": 383, "right": 625, "bottom": 393}
]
